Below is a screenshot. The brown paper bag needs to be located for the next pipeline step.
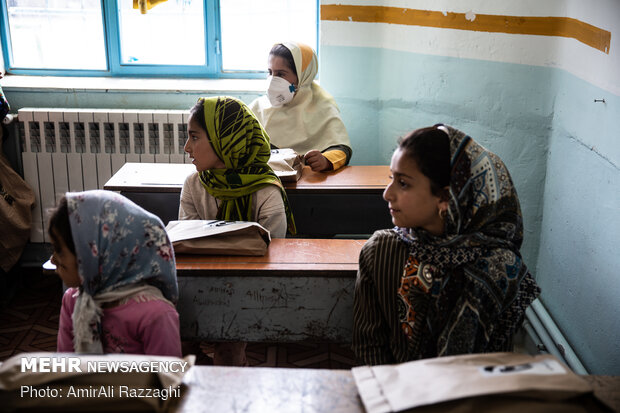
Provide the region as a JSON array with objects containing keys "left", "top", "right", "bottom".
[
  {"left": 165, "top": 220, "right": 271, "bottom": 256},
  {"left": 0, "top": 352, "right": 195, "bottom": 412},
  {"left": 268, "top": 148, "right": 303, "bottom": 182},
  {"left": 353, "top": 353, "right": 612, "bottom": 413}
]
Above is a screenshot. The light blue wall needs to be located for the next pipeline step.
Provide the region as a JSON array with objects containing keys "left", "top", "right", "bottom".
[
  {"left": 321, "top": 45, "right": 550, "bottom": 269},
  {"left": 536, "top": 71, "right": 620, "bottom": 375},
  {"left": 321, "top": 45, "right": 619, "bottom": 374}
]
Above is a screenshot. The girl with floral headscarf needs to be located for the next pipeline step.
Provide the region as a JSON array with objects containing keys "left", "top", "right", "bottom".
[
  {"left": 352, "top": 125, "right": 540, "bottom": 365},
  {"left": 49, "top": 190, "right": 181, "bottom": 356},
  {"left": 180, "top": 96, "right": 295, "bottom": 237},
  {"left": 250, "top": 42, "right": 352, "bottom": 172}
]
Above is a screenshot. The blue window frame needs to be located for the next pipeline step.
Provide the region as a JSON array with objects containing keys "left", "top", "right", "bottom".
[{"left": 0, "top": 0, "right": 318, "bottom": 79}]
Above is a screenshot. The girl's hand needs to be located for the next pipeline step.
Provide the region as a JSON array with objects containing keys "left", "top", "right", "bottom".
[{"left": 304, "top": 150, "right": 332, "bottom": 172}]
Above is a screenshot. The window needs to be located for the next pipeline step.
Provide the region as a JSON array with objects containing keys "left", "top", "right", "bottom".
[{"left": 0, "top": 0, "right": 318, "bottom": 78}]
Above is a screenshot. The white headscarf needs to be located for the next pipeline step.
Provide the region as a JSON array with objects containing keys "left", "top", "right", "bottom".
[{"left": 250, "top": 42, "right": 351, "bottom": 155}]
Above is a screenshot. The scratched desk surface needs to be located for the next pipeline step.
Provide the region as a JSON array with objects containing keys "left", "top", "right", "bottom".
[
  {"left": 177, "top": 366, "right": 363, "bottom": 413},
  {"left": 175, "top": 238, "right": 365, "bottom": 274}
]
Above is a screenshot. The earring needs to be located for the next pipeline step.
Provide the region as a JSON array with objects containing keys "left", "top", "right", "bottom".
[{"left": 438, "top": 208, "right": 447, "bottom": 220}]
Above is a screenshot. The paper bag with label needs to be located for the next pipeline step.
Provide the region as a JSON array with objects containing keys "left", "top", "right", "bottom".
[
  {"left": 166, "top": 220, "right": 271, "bottom": 256},
  {"left": 268, "top": 148, "right": 303, "bottom": 182},
  {"left": 353, "top": 352, "right": 611, "bottom": 413}
]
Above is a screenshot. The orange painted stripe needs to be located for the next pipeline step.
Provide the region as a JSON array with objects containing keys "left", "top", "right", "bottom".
[{"left": 321, "top": 5, "right": 611, "bottom": 54}]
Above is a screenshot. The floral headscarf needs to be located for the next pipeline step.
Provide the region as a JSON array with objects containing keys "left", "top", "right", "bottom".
[
  {"left": 395, "top": 125, "right": 540, "bottom": 358},
  {"left": 66, "top": 190, "right": 177, "bottom": 353}
]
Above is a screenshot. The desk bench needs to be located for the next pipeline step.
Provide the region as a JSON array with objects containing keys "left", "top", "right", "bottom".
[
  {"left": 103, "top": 162, "right": 392, "bottom": 236},
  {"left": 175, "top": 238, "right": 365, "bottom": 342}
]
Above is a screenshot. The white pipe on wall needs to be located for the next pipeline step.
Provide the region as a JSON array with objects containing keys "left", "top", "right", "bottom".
[{"left": 525, "top": 300, "right": 588, "bottom": 374}]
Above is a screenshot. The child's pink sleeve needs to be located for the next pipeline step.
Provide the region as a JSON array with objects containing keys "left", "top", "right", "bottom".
[
  {"left": 140, "top": 302, "right": 182, "bottom": 357},
  {"left": 57, "top": 288, "right": 78, "bottom": 352}
]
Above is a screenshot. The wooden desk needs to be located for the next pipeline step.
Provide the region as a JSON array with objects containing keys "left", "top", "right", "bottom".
[
  {"left": 285, "top": 165, "right": 392, "bottom": 236},
  {"left": 176, "top": 368, "right": 619, "bottom": 413},
  {"left": 103, "top": 162, "right": 393, "bottom": 236},
  {"left": 175, "top": 238, "right": 365, "bottom": 342}
]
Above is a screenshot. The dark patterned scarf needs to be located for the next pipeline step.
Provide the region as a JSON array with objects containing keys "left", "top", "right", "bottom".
[{"left": 395, "top": 125, "right": 540, "bottom": 359}]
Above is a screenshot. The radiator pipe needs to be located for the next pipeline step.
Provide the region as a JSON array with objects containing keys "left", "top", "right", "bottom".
[
  {"left": 525, "top": 306, "right": 565, "bottom": 361},
  {"left": 525, "top": 300, "right": 588, "bottom": 374},
  {"left": 3, "top": 113, "right": 16, "bottom": 124}
]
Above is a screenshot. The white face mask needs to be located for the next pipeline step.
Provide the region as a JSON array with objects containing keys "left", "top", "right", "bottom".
[{"left": 266, "top": 75, "right": 296, "bottom": 107}]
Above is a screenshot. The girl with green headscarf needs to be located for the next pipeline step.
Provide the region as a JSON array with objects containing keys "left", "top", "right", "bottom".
[
  {"left": 179, "top": 96, "right": 295, "bottom": 366},
  {"left": 179, "top": 96, "right": 295, "bottom": 238}
]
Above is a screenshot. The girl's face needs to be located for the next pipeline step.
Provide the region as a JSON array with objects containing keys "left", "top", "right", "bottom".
[
  {"left": 50, "top": 230, "right": 81, "bottom": 288},
  {"left": 383, "top": 148, "right": 448, "bottom": 236},
  {"left": 184, "top": 115, "right": 226, "bottom": 172},
  {"left": 268, "top": 55, "right": 298, "bottom": 87}
]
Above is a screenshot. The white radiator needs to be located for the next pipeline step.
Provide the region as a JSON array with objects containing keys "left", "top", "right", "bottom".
[{"left": 18, "top": 108, "right": 191, "bottom": 243}]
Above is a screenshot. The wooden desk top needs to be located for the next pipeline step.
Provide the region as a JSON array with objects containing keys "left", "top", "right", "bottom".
[
  {"left": 104, "top": 162, "right": 193, "bottom": 193},
  {"left": 175, "top": 238, "right": 365, "bottom": 275},
  {"left": 103, "top": 162, "right": 390, "bottom": 193},
  {"left": 286, "top": 165, "right": 389, "bottom": 193},
  {"left": 44, "top": 239, "right": 365, "bottom": 276}
]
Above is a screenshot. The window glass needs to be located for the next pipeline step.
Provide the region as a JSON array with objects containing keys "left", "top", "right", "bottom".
[
  {"left": 6, "top": 0, "right": 106, "bottom": 70},
  {"left": 220, "top": 0, "right": 317, "bottom": 71},
  {"left": 118, "top": 0, "right": 205, "bottom": 65}
]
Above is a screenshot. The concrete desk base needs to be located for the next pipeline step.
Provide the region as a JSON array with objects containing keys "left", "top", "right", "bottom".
[{"left": 175, "top": 239, "right": 365, "bottom": 342}]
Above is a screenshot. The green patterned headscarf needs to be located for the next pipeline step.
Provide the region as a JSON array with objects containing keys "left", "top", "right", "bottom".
[{"left": 197, "top": 96, "right": 296, "bottom": 234}]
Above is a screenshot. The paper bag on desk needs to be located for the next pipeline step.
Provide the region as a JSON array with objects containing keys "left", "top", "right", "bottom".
[
  {"left": 268, "top": 148, "right": 303, "bottom": 182},
  {"left": 166, "top": 220, "right": 271, "bottom": 256},
  {"left": 352, "top": 353, "right": 611, "bottom": 413}
]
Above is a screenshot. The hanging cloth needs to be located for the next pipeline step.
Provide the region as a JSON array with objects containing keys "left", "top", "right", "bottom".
[{"left": 133, "top": 0, "right": 168, "bottom": 14}]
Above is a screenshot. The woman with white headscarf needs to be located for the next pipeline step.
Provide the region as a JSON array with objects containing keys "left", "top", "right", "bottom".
[{"left": 250, "top": 42, "right": 352, "bottom": 172}]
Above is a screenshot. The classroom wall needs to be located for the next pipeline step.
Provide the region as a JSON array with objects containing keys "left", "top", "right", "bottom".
[
  {"left": 320, "top": 0, "right": 566, "bottom": 289},
  {"left": 535, "top": 0, "right": 620, "bottom": 374},
  {"left": 2, "top": 0, "right": 618, "bottom": 373},
  {"left": 319, "top": 0, "right": 619, "bottom": 374}
]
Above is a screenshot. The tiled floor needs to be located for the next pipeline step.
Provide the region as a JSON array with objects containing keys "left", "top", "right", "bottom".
[
  {"left": 0, "top": 267, "right": 358, "bottom": 369},
  {"left": 0, "top": 267, "right": 63, "bottom": 360}
]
